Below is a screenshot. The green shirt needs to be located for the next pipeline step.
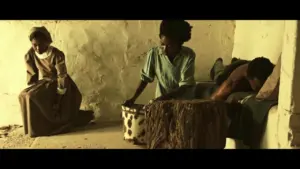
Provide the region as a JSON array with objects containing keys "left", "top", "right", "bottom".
[{"left": 141, "top": 46, "right": 196, "bottom": 99}]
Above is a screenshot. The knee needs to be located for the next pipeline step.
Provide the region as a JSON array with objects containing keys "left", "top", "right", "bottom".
[
  {"left": 19, "top": 91, "right": 35, "bottom": 100},
  {"left": 19, "top": 91, "right": 27, "bottom": 100}
]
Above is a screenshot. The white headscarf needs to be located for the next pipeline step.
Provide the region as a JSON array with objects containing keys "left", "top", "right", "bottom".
[{"left": 34, "top": 46, "right": 53, "bottom": 59}]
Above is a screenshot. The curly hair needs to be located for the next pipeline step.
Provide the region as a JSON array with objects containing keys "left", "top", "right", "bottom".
[
  {"left": 247, "top": 57, "right": 275, "bottom": 82},
  {"left": 159, "top": 20, "right": 192, "bottom": 44}
]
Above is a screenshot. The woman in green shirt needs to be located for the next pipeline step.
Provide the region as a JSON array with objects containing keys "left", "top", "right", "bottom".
[{"left": 124, "top": 20, "right": 196, "bottom": 107}]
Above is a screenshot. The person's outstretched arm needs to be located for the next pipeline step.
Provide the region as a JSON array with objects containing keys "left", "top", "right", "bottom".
[
  {"left": 210, "top": 79, "right": 233, "bottom": 100},
  {"left": 123, "top": 48, "right": 156, "bottom": 106},
  {"left": 211, "top": 64, "right": 248, "bottom": 101},
  {"left": 123, "top": 80, "right": 148, "bottom": 106}
]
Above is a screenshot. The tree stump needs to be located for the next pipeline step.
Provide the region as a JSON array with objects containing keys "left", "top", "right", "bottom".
[{"left": 144, "top": 100, "right": 233, "bottom": 149}]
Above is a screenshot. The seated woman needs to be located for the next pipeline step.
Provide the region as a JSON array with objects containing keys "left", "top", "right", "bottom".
[{"left": 19, "top": 26, "right": 93, "bottom": 137}]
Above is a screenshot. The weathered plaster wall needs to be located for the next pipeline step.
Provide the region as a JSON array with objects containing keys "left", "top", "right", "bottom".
[
  {"left": 277, "top": 20, "right": 300, "bottom": 148},
  {"left": 232, "top": 20, "right": 285, "bottom": 63},
  {"left": 0, "top": 20, "right": 235, "bottom": 126}
]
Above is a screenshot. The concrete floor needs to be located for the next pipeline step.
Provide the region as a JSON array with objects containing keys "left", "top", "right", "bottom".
[{"left": 0, "top": 122, "right": 145, "bottom": 149}]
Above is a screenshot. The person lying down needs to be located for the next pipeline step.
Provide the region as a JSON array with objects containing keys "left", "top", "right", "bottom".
[{"left": 208, "top": 57, "right": 275, "bottom": 102}]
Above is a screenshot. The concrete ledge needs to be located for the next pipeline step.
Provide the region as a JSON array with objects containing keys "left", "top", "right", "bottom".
[
  {"left": 225, "top": 105, "right": 279, "bottom": 149},
  {"left": 260, "top": 105, "right": 279, "bottom": 148}
]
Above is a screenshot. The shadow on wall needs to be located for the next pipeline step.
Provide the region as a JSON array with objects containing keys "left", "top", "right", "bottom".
[{"left": 0, "top": 20, "right": 235, "bottom": 125}]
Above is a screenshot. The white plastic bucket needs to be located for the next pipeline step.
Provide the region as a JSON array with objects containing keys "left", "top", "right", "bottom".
[{"left": 121, "top": 104, "right": 146, "bottom": 145}]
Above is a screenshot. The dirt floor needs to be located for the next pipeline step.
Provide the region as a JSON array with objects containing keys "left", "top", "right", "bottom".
[{"left": 0, "top": 122, "right": 145, "bottom": 149}]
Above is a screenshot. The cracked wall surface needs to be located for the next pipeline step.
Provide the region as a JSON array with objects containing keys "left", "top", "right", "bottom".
[
  {"left": 0, "top": 20, "right": 235, "bottom": 126},
  {"left": 278, "top": 21, "right": 300, "bottom": 148}
]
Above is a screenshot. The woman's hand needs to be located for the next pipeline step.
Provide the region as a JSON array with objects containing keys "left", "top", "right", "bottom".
[{"left": 123, "top": 98, "right": 136, "bottom": 107}]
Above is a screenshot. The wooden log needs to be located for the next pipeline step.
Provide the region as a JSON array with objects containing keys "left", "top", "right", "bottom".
[{"left": 144, "top": 100, "right": 234, "bottom": 149}]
